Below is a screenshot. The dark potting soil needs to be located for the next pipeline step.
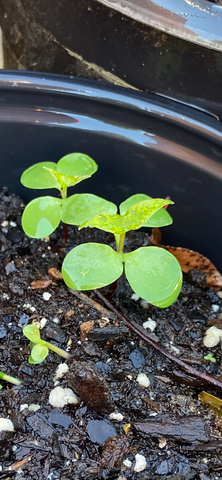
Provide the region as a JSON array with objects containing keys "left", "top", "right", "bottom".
[{"left": 0, "top": 189, "right": 222, "bottom": 480}]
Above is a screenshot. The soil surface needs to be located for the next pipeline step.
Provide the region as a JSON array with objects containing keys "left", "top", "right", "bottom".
[{"left": 0, "top": 189, "right": 222, "bottom": 480}]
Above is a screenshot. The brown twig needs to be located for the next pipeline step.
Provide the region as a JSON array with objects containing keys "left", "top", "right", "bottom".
[
  {"left": 94, "top": 289, "right": 222, "bottom": 391},
  {"left": 69, "top": 290, "right": 117, "bottom": 320}
]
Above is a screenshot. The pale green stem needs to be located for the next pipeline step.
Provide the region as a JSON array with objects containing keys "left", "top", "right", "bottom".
[
  {"left": 40, "top": 340, "right": 70, "bottom": 360},
  {"left": 116, "top": 233, "right": 126, "bottom": 253},
  {"left": 0, "top": 371, "right": 22, "bottom": 386},
  {"left": 61, "top": 188, "right": 67, "bottom": 200}
]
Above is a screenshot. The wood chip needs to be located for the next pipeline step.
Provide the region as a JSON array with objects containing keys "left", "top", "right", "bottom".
[
  {"left": 80, "top": 321, "right": 94, "bottom": 342},
  {"left": 48, "top": 267, "right": 63, "bottom": 281},
  {"left": 30, "top": 279, "right": 52, "bottom": 290}
]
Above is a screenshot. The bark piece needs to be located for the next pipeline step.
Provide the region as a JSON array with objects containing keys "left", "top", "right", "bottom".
[{"left": 132, "top": 415, "right": 209, "bottom": 443}]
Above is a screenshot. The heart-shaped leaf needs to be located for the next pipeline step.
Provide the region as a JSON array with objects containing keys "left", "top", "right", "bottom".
[
  {"left": 62, "top": 243, "right": 123, "bottom": 290},
  {"left": 21, "top": 162, "right": 61, "bottom": 190},
  {"left": 62, "top": 194, "right": 117, "bottom": 225},
  {"left": 120, "top": 194, "right": 172, "bottom": 228},
  {"left": 23, "top": 325, "right": 41, "bottom": 343},
  {"left": 124, "top": 246, "right": 182, "bottom": 307},
  {"left": 22, "top": 196, "right": 62, "bottom": 238},
  {"left": 80, "top": 198, "right": 173, "bottom": 235},
  {"left": 30, "top": 344, "right": 49, "bottom": 363}
]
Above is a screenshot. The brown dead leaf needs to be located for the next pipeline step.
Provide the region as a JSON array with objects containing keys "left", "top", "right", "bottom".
[
  {"left": 31, "top": 279, "right": 52, "bottom": 290},
  {"left": 48, "top": 267, "right": 63, "bottom": 281},
  {"left": 80, "top": 320, "right": 94, "bottom": 342},
  {"left": 151, "top": 227, "right": 222, "bottom": 289}
]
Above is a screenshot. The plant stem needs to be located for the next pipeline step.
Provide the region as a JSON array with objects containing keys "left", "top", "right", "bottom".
[
  {"left": 44, "top": 341, "right": 70, "bottom": 360},
  {"left": 94, "top": 289, "right": 222, "bottom": 391},
  {"left": 61, "top": 188, "right": 68, "bottom": 243},
  {"left": 0, "top": 371, "right": 22, "bottom": 386},
  {"left": 117, "top": 233, "right": 125, "bottom": 253}
]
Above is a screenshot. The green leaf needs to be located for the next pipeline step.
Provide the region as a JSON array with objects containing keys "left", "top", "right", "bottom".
[
  {"left": 30, "top": 344, "right": 49, "bottom": 363},
  {"left": 23, "top": 325, "right": 41, "bottom": 343},
  {"left": 120, "top": 194, "right": 172, "bottom": 228},
  {"left": 43, "top": 167, "right": 91, "bottom": 190},
  {"left": 57, "top": 153, "right": 98, "bottom": 177},
  {"left": 20, "top": 162, "right": 61, "bottom": 190},
  {"left": 22, "top": 196, "right": 62, "bottom": 238},
  {"left": 124, "top": 246, "right": 182, "bottom": 307},
  {"left": 81, "top": 198, "right": 173, "bottom": 235},
  {"left": 62, "top": 243, "right": 123, "bottom": 290},
  {"left": 62, "top": 194, "right": 117, "bottom": 225}
]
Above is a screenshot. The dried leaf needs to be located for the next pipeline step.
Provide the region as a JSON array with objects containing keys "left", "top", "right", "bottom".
[
  {"left": 48, "top": 267, "right": 63, "bottom": 280},
  {"left": 31, "top": 279, "right": 52, "bottom": 290},
  {"left": 199, "top": 391, "right": 222, "bottom": 418},
  {"left": 151, "top": 227, "right": 222, "bottom": 289}
]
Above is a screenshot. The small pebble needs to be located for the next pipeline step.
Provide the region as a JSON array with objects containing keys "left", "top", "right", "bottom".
[
  {"left": 52, "top": 317, "right": 60, "bottom": 324},
  {"left": 2, "top": 293, "right": 10, "bottom": 300},
  {"left": 159, "top": 439, "right": 167, "bottom": 449},
  {"left": 140, "top": 299, "right": 149, "bottom": 309},
  {"left": 54, "top": 363, "right": 69, "bottom": 380},
  {"left": 40, "top": 318, "right": 48, "bottom": 329},
  {"left": 1, "top": 220, "right": 8, "bottom": 227},
  {"left": 0, "top": 418, "right": 14, "bottom": 432},
  {"left": 123, "top": 459, "right": 132, "bottom": 468},
  {"left": 30, "top": 306, "right": 36, "bottom": 312},
  {"left": 49, "top": 386, "right": 78, "bottom": 408},
  {"left": 134, "top": 453, "right": 147, "bottom": 472},
  {"left": 109, "top": 412, "right": 124, "bottom": 422},
  {"left": 203, "top": 326, "right": 222, "bottom": 348},
  {"left": 212, "top": 304, "right": 220, "bottom": 313},
  {"left": 136, "top": 373, "right": 150, "bottom": 388},
  {"left": 9, "top": 221, "right": 17, "bottom": 227},
  {"left": 217, "top": 291, "right": 222, "bottom": 299},
  {"left": 143, "top": 318, "right": 156, "bottom": 332},
  {"left": 29, "top": 404, "right": 41, "bottom": 412},
  {"left": 131, "top": 293, "right": 140, "bottom": 302},
  {"left": 43, "top": 292, "right": 52, "bottom": 301},
  {"left": 20, "top": 404, "right": 28, "bottom": 412}
]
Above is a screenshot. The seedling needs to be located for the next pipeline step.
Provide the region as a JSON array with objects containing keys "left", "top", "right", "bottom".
[
  {"left": 62, "top": 194, "right": 182, "bottom": 308},
  {"left": 21, "top": 153, "right": 115, "bottom": 241},
  {"left": 23, "top": 325, "right": 70, "bottom": 364},
  {"left": 0, "top": 371, "right": 21, "bottom": 388},
  {"left": 204, "top": 353, "right": 216, "bottom": 363}
]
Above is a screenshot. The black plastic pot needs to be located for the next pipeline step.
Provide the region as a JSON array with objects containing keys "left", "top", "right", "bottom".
[
  {"left": 0, "top": 71, "right": 222, "bottom": 272},
  {"left": 1, "top": 0, "right": 222, "bottom": 117}
]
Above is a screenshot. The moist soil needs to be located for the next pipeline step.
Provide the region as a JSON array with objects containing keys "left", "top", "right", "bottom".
[{"left": 0, "top": 189, "right": 222, "bottom": 480}]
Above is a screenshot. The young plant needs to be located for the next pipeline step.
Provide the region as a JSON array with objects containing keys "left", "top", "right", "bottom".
[
  {"left": 21, "top": 153, "right": 115, "bottom": 241},
  {"left": 62, "top": 194, "right": 182, "bottom": 308},
  {"left": 23, "top": 325, "right": 70, "bottom": 364},
  {"left": 0, "top": 371, "right": 21, "bottom": 387}
]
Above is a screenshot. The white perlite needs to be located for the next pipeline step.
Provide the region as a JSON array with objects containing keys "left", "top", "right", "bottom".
[
  {"left": 43, "top": 292, "right": 52, "bottom": 301},
  {"left": 123, "top": 459, "right": 132, "bottom": 468},
  {"left": 49, "top": 386, "right": 78, "bottom": 408},
  {"left": 131, "top": 293, "right": 140, "bottom": 302},
  {"left": 203, "top": 326, "right": 222, "bottom": 348},
  {"left": 54, "top": 363, "right": 69, "bottom": 380},
  {"left": 109, "top": 412, "right": 124, "bottom": 422},
  {"left": 212, "top": 304, "right": 220, "bottom": 313},
  {"left": 136, "top": 373, "right": 150, "bottom": 388},
  {"left": 143, "top": 318, "right": 156, "bottom": 332},
  {"left": 0, "top": 418, "right": 14, "bottom": 432},
  {"left": 134, "top": 454, "right": 147, "bottom": 472}
]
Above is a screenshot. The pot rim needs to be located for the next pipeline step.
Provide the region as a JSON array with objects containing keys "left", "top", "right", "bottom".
[{"left": 96, "top": 0, "right": 222, "bottom": 52}]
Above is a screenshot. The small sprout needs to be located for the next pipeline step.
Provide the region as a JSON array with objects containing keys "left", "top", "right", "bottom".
[
  {"left": 62, "top": 195, "right": 182, "bottom": 308},
  {"left": 0, "top": 371, "right": 21, "bottom": 386},
  {"left": 204, "top": 353, "right": 216, "bottom": 363},
  {"left": 23, "top": 324, "right": 70, "bottom": 364},
  {"left": 21, "top": 153, "right": 116, "bottom": 241}
]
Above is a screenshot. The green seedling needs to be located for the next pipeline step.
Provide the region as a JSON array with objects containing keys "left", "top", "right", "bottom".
[
  {"left": 204, "top": 353, "right": 216, "bottom": 363},
  {"left": 21, "top": 152, "right": 108, "bottom": 241},
  {"left": 62, "top": 195, "right": 182, "bottom": 308},
  {"left": 23, "top": 325, "right": 70, "bottom": 364},
  {"left": 0, "top": 371, "right": 21, "bottom": 387}
]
